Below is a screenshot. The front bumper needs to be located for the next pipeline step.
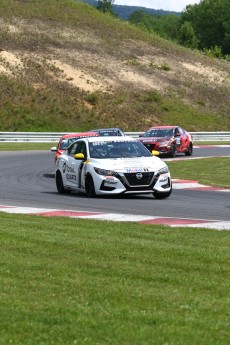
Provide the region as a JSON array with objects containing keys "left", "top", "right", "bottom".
[{"left": 94, "top": 171, "right": 171, "bottom": 195}]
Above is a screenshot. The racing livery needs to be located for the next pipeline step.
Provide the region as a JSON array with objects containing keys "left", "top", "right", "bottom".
[
  {"left": 55, "top": 136, "right": 172, "bottom": 199},
  {"left": 50, "top": 132, "right": 99, "bottom": 161},
  {"left": 138, "top": 126, "right": 193, "bottom": 158}
]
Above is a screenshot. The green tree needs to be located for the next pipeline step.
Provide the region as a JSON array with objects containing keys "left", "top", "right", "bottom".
[
  {"left": 180, "top": 0, "right": 230, "bottom": 54},
  {"left": 97, "top": 0, "right": 114, "bottom": 15},
  {"left": 129, "top": 11, "right": 180, "bottom": 41},
  {"left": 179, "top": 21, "right": 199, "bottom": 48}
]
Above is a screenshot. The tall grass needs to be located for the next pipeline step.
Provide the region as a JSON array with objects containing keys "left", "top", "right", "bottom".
[{"left": 0, "top": 0, "right": 229, "bottom": 132}]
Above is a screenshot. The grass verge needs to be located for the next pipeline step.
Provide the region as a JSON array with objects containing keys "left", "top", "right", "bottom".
[
  {"left": 1, "top": 213, "right": 230, "bottom": 345},
  {"left": 167, "top": 157, "right": 230, "bottom": 189}
]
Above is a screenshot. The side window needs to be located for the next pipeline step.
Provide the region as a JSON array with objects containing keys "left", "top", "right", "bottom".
[
  {"left": 68, "top": 142, "right": 79, "bottom": 156},
  {"left": 75, "top": 141, "right": 87, "bottom": 158},
  {"left": 174, "top": 127, "right": 180, "bottom": 136}
]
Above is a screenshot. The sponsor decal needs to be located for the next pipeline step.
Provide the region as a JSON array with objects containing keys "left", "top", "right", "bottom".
[
  {"left": 63, "top": 163, "right": 75, "bottom": 174},
  {"left": 104, "top": 176, "right": 118, "bottom": 185},
  {"left": 66, "top": 174, "right": 77, "bottom": 181},
  {"left": 126, "top": 168, "right": 149, "bottom": 173}
]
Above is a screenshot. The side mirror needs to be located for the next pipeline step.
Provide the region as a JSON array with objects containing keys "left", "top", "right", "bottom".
[
  {"left": 50, "top": 147, "right": 57, "bottom": 152},
  {"left": 175, "top": 133, "right": 180, "bottom": 137},
  {"left": 74, "top": 153, "right": 84, "bottom": 160},
  {"left": 152, "top": 150, "right": 159, "bottom": 156}
]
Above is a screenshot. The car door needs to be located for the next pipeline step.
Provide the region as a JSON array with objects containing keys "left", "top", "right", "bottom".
[
  {"left": 60, "top": 142, "right": 78, "bottom": 188},
  {"left": 178, "top": 127, "right": 188, "bottom": 151},
  {"left": 67, "top": 140, "right": 87, "bottom": 189}
]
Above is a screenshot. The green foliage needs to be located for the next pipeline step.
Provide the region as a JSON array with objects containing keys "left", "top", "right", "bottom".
[
  {"left": 97, "top": 0, "right": 114, "bottom": 15},
  {"left": 129, "top": 10, "right": 180, "bottom": 41},
  {"left": 0, "top": 0, "right": 229, "bottom": 132},
  {"left": 203, "top": 45, "right": 223, "bottom": 59},
  {"left": 180, "top": 0, "right": 230, "bottom": 54},
  {"left": 178, "top": 21, "right": 199, "bottom": 48},
  {"left": 85, "top": 92, "right": 99, "bottom": 105}
]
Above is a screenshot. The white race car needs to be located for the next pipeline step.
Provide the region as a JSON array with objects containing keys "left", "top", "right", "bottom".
[{"left": 55, "top": 136, "right": 172, "bottom": 199}]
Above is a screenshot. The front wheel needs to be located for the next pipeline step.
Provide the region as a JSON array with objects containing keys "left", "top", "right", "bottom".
[
  {"left": 85, "top": 175, "right": 96, "bottom": 197},
  {"left": 169, "top": 145, "right": 176, "bottom": 158},
  {"left": 185, "top": 143, "right": 193, "bottom": 156},
  {"left": 153, "top": 188, "right": 172, "bottom": 199}
]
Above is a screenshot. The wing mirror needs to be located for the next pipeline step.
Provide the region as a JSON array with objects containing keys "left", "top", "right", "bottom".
[
  {"left": 152, "top": 150, "right": 159, "bottom": 156},
  {"left": 50, "top": 147, "right": 57, "bottom": 152},
  {"left": 74, "top": 153, "right": 85, "bottom": 160}
]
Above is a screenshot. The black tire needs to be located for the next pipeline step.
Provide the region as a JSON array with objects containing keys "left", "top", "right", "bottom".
[
  {"left": 56, "top": 171, "right": 71, "bottom": 194},
  {"left": 169, "top": 145, "right": 176, "bottom": 158},
  {"left": 85, "top": 175, "right": 96, "bottom": 197},
  {"left": 153, "top": 188, "right": 172, "bottom": 199},
  {"left": 185, "top": 143, "right": 193, "bottom": 156}
]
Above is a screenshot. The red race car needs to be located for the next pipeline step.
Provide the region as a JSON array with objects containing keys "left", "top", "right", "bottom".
[
  {"left": 50, "top": 132, "right": 99, "bottom": 161},
  {"left": 138, "top": 126, "right": 193, "bottom": 158}
]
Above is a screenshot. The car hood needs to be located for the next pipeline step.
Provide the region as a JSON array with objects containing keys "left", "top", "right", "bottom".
[
  {"left": 90, "top": 156, "right": 166, "bottom": 172},
  {"left": 139, "top": 136, "right": 172, "bottom": 143}
]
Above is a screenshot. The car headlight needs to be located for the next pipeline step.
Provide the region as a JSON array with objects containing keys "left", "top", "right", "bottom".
[
  {"left": 158, "top": 141, "right": 170, "bottom": 147},
  {"left": 154, "top": 166, "right": 169, "bottom": 177},
  {"left": 94, "top": 167, "right": 117, "bottom": 176},
  {"left": 159, "top": 166, "right": 169, "bottom": 174}
]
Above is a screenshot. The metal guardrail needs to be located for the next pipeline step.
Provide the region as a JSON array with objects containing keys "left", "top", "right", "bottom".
[{"left": 0, "top": 131, "right": 230, "bottom": 142}]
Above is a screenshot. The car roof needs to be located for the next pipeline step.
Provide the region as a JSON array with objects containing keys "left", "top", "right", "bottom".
[
  {"left": 90, "top": 127, "right": 122, "bottom": 131},
  {"left": 148, "top": 126, "right": 177, "bottom": 130},
  {"left": 60, "top": 132, "right": 98, "bottom": 139},
  {"left": 80, "top": 136, "right": 134, "bottom": 143}
]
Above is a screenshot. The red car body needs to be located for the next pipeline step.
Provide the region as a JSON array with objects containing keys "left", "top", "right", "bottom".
[
  {"left": 51, "top": 132, "right": 99, "bottom": 161},
  {"left": 138, "top": 126, "right": 193, "bottom": 158}
]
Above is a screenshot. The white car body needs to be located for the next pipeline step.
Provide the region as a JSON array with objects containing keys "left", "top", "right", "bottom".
[{"left": 55, "top": 136, "right": 172, "bottom": 198}]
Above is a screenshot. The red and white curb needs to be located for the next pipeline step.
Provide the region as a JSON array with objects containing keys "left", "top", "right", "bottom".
[
  {"left": 172, "top": 179, "right": 230, "bottom": 192},
  {"left": 0, "top": 205, "right": 230, "bottom": 230}
]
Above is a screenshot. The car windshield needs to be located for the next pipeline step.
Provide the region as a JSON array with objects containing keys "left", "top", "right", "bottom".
[
  {"left": 89, "top": 141, "right": 152, "bottom": 159},
  {"left": 60, "top": 137, "right": 80, "bottom": 150},
  {"left": 143, "top": 128, "right": 174, "bottom": 138}
]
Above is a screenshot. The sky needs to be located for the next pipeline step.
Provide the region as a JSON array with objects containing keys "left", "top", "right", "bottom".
[{"left": 113, "top": 1, "right": 200, "bottom": 12}]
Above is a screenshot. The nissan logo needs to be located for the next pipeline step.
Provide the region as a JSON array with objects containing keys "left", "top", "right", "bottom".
[{"left": 136, "top": 172, "right": 143, "bottom": 180}]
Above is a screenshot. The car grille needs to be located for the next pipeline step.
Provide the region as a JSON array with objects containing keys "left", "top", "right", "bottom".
[{"left": 122, "top": 172, "right": 155, "bottom": 187}]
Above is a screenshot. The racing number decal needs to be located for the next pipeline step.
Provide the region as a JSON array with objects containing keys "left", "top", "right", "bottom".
[{"left": 175, "top": 137, "right": 181, "bottom": 145}]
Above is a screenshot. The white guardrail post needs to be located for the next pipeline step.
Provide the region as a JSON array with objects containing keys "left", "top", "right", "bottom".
[{"left": 0, "top": 132, "right": 230, "bottom": 142}]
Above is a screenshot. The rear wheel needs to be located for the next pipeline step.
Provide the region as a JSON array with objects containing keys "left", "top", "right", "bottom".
[
  {"left": 185, "top": 143, "right": 193, "bottom": 156},
  {"left": 56, "top": 171, "right": 71, "bottom": 194},
  {"left": 85, "top": 175, "right": 96, "bottom": 197}
]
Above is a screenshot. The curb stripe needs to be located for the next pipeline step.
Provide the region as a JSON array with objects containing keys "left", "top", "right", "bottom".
[
  {"left": 0, "top": 205, "right": 230, "bottom": 230},
  {"left": 172, "top": 179, "right": 230, "bottom": 192}
]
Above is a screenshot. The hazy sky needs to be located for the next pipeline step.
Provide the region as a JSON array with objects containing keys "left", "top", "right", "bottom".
[{"left": 114, "top": 1, "right": 200, "bottom": 12}]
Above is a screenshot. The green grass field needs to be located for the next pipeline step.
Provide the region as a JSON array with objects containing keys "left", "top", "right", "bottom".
[
  {"left": 1, "top": 213, "right": 230, "bottom": 345},
  {"left": 167, "top": 157, "right": 230, "bottom": 189}
]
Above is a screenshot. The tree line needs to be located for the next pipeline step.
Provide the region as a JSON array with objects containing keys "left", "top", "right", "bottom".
[{"left": 97, "top": 0, "right": 230, "bottom": 59}]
